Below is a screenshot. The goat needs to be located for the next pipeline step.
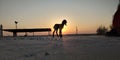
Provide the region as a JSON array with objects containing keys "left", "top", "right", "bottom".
[{"left": 53, "top": 19, "right": 67, "bottom": 38}]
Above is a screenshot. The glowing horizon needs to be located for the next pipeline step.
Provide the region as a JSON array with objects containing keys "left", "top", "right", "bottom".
[{"left": 0, "top": 0, "right": 119, "bottom": 36}]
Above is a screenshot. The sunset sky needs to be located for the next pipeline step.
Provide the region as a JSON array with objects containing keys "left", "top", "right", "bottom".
[{"left": 0, "top": 0, "right": 119, "bottom": 36}]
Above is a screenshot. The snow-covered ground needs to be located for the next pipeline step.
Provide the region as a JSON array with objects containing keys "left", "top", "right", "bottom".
[{"left": 0, "top": 36, "right": 120, "bottom": 60}]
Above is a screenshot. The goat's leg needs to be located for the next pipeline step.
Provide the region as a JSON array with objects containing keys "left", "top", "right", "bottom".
[
  {"left": 53, "top": 30, "right": 55, "bottom": 37},
  {"left": 59, "top": 29, "right": 62, "bottom": 38},
  {"left": 56, "top": 30, "right": 59, "bottom": 37}
]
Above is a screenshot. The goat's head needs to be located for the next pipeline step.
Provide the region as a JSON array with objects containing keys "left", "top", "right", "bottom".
[{"left": 62, "top": 19, "right": 67, "bottom": 25}]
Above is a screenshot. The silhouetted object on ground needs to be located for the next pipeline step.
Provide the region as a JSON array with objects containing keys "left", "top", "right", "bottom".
[
  {"left": 0, "top": 24, "right": 3, "bottom": 37},
  {"left": 106, "top": 28, "right": 120, "bottom": 36},
  {"left": 4, "top": 28, "right": 51, "bottom": 37},
  {"left": 45, "top": 52, "right": 50, "bottom": 56},
  {"left": 53, "top": 19, "right": 67, "bottom": 38},
  {"left": 106, "top": 0, "right": 120, "bottom": 36},
  {"left": 76, "top": 26, "right": 78, "bottom": 35},
  {"left": 96, "top": 25, "right": 108, "bottom": 35},
  {"left": 15, "top": 21, "right": 18, "bottom": 29}
]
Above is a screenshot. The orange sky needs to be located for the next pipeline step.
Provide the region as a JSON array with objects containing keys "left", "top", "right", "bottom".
[{"left": 0, "top": 0, "right": 119, "bottom": 36}]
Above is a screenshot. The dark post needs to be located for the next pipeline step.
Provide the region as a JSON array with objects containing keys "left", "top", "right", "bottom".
[
  {"left": 76, "top": 26, "right": 78, "bottom": 35},
  {"left": 48, "top": 31, "right": 51, "bottom": 36},
  {"left": 15, "top": 21, "right": 18, "bottom": 29},
  {"left": 13, "top": 32, "right": 17, "bottom": 37},
  {"left": 0, "top": 24, "right": 3, "bottom": 37}
]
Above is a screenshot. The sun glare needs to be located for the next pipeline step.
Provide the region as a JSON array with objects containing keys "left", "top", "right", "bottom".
[{"left": 62, "top": 26, "right": 69, "bottom": 34}]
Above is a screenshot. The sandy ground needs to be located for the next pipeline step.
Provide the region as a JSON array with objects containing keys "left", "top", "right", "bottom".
[{"left": 0, "top": 36, "right": 120, "bottom": 60}]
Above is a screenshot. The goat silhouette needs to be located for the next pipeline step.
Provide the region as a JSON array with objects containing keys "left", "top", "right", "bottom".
[{"left": 53, "top": 19, "right": 67, "bottom": 38}]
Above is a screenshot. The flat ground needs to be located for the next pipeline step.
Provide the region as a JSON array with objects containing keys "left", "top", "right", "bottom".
[{"left": 0, "top": 36, "right": 120, "bottom": 60}]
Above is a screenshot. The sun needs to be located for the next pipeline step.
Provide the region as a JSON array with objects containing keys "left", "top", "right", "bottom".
[{"left": 62, "top": 26, "right": 68, "bottom": 34}]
